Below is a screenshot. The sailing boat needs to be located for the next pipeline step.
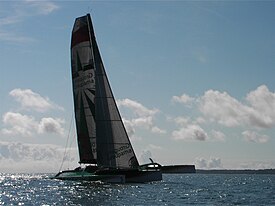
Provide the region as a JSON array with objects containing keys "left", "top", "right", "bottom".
[{"left": 53, "top": 14, "right": 162, "bottom": 183}]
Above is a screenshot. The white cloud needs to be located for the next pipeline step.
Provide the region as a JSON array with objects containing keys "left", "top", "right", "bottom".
[
  {"left": 171, "top": 117, "right": 225, "bottom": 141},
  {"left": 170, "top": 85, "right": 275, "bottom": 143},
  {"left": 174, "top": 116, "right": 190, "bottom": 126},
  {"left": 38, "top": 117, "right": 64, "bottom": 135},
  {"left": 1, "top": 112, "right": 65, "bottom": 137},
  {"left": 172, "top": 124, "right": 208, "bottom": 141},
  {"left": 2, "top": 112, "right": 37, "bottom": 137},
  {"left": 0, "top": 141, "right": 77, "bottom": 173},
  {"left": 9, "top": 88, "right": 63, "bottom": 112},
  {"left": 211, "top": 130, "right": 226, "bottom": 142},
  {"left": 199, "top": 85, "right": 275, "bottom": 129},
  {"left": 148, "top": 144, "right": 163, "bottom": 151},
  {"left": 118, "top": 98, "right": 166, "bottom": 135},
  {"left": 0, "top": 1, "right": 58, "bottom": 43},
  {"left": 151, "top": 126, "right": 166, "bottom": 134},
  {"left": 194, "top": 117, "right": 205, "bottom": 124},
  {"left": 122, "top": 118, "right": 135, "bottom": 137},
  {"left": 246, "top": 85, "right": 275, "bottom": 127},
  {"left": 173, "top": 115, "right": 205, "bottom": 127},
  {"left": 121, "top": 118, "right": 141, "bottom": 141},
  {"left": 199, "top": 89, "right": 247, "bottom": 127},
  {"left": 23, "top": 0, "right": 59, "bottom": 15},
  {"left": 171, "top": 115, "right": 209, "bottom": 141},
  {"left": 2, "top": 89, "right": 65, "bottom": 138},
  {"left": 132, "top": 116, "right": 153, "bottom": 128},
  {"left": 172, "top": 93, "right": 194, "bottom": 105},
  {"left": 195, "top": 158, "right": 208, "bottom": 169},
  {"left": 117, "top": 98, "right": 158, "bottom": 117},
  {"left": 208, "top": 157, "right": 223, "bottom": 169},
  {"left": 242, "top": 130, "right": 269, "bottom": 143},
  {"left": 195, "top": 157, "right": 223, "bottom": 169}
]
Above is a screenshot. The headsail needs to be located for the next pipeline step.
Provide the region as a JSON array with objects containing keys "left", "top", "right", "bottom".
[{"left": 71, "top": 14, "right": 139, "bottom": 169}]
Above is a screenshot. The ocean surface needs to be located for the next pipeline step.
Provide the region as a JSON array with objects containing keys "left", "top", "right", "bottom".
[{"left": 0, "top": 173, "right": 274, "bottom": 205}]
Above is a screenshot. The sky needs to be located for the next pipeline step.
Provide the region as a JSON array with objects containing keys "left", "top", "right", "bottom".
[{"left": 1, "top": 0, "right": 275, "bottom": 173}]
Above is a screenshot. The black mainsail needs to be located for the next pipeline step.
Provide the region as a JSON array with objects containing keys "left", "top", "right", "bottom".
[
  {"left": 71, "top": 14, "right": 139, "bottom": 169},
  {"left": 71, "top": 14, "right": 96, "bottom": 164}
]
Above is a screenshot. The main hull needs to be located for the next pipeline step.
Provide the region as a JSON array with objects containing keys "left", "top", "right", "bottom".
[
  {"left": 52, "top": 164, "right": 162, "bottom": 183},
  {"left": 95, "top": 168, "right": 162, "bottom": 183}
]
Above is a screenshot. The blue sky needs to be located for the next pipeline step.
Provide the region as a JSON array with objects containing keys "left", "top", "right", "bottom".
[{"left": 1, "top": 0, "right": 275, "bottom": 172}]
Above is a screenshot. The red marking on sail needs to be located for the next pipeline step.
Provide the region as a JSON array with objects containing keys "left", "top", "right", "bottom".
[
  {"left": 78, "top": 132, "right": 96, "bottom": 164},
  {"left": 71, "top": 26, "right": 90, "bottom": 48}
]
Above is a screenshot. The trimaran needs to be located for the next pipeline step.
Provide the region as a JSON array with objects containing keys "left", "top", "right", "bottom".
[{"left": 53, "top": 14, "right": 162, "bottom": 183}]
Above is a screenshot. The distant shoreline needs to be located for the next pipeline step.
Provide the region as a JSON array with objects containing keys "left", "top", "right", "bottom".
[
  {"left": 196, "top": 169, "right": 275, "bottom": 175},
  {"left": 162, "top": 165, "right": 275, "bottom": 174}
]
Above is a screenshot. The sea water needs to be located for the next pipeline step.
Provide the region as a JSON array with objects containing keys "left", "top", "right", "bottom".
[{"left": 0, "top": 173, "right": 274, "bottom": 205}]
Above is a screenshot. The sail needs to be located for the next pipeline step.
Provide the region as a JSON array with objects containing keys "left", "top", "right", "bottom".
[
  {"left": 71, "top": 15, "right": 97, "bottom": 164},
  {"left": 88, "top": 14, "right": 139, "bottom": 169},
  {"left": 71, "top": 14, "right": 139, "bottom": 169}
]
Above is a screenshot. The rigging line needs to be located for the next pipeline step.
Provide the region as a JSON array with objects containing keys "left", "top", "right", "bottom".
[
  {"left": 66, "top": 131, "right": 76, "bottom": 170},
  {"left": 59, "top": 112, "right": 74, "bottom": 172}
]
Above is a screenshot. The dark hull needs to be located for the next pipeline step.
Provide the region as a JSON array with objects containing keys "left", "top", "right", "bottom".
[
  {"left": 95, "top": 168, "right": 162, "bottom": 183},
  {"left": 162, "top": 165, "right": 196, "bottom": 174},
  {"left": 52, "top": 164, "right": 162, "bottom": 183}
]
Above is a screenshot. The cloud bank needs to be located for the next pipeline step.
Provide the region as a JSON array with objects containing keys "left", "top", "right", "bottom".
[
  {"left": 0, "top": 141, "right": 77, "bottom": 173},
  {"left": 195, "top": 157, "right": 223, "bottom": 169},
  {"left": 199, "top": 85, "right": 275, "bottom": 129},
  {"left": 2, "top": 112, "right": 64, "bottom": 137},
  {"left": 1, "top": 88, "right": 65, "bottom": 138},
  {"left": 117, "top": 98, "right": 166, "bottom": 139},
  {"left": 171, "top": 85, "right": 275, "bottom": 143},
  {"left": 1, "top": 85, "right": 274, "bottom": 170}
]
